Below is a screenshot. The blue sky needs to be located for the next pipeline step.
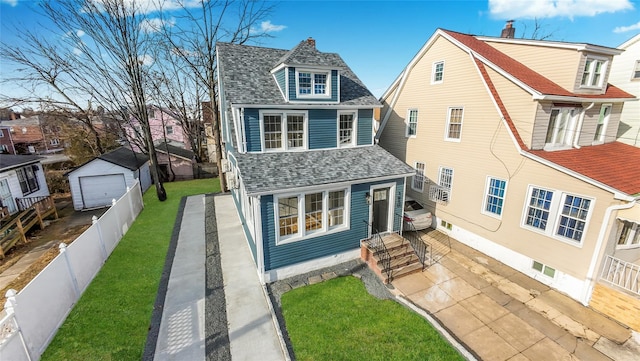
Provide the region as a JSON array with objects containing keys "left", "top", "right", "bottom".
[{"left": 1, "top": 0, "right": 639, "bottom": 103}]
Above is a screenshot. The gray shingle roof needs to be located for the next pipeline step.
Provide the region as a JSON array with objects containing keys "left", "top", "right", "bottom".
[
  {"left": 216, "top": 42, "right": 380, "bottom": 106},
  {"left": 235, "top": 145, "right": 415, "bottom": 195},
  {"left": 155, "top": 142, "right": 195, "bottom": 160},
  {"left": 98, "top": 147, "right": 149, "bottom": 171},
  {"left": 0, "top": 154, "right": 41, "bottom": 172}
]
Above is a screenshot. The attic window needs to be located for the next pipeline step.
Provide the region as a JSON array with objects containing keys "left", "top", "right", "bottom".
[
  {"left": 296, "top": 69, "right": 330, "bottom": 98},
  {"left": 580, "top": 57, "right": 607, "bottom": 88},
  {"left": 632, "top": 60, "right": 640, "bottom": 80}
]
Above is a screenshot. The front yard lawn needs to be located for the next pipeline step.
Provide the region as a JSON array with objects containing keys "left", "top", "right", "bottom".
[
  {"left": 281, "top": 276, "right": 464, "bottom": 361},
  {"left": 41, "top": 179, "right": 219, "bottom": 361}
]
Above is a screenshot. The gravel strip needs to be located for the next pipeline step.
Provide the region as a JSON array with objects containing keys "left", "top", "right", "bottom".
[
  {"left": 205, "top": 194, "right": 232, "bottom": 361},
  {"left": 267, "top": 259, "right": 394, "bottom": 360}
]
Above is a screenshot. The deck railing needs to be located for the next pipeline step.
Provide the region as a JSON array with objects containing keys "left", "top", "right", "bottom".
[{"left": 600, "top": 255, "right": 640, "bottom": 296}]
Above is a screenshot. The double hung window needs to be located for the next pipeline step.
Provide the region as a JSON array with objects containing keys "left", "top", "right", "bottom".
[
  {"left": 545, "top": 107, "right": 577, "bottom": 148},
  {"left": 338, "top": 112, "right": 356, "bottom": 147},
  {"left": 406, "top": 109, "right": 418, "bottom": 137},
  {"left": 523, "top": 186, "right": 593, "bottom": 245},
  {"left": 593, "top": 104, "right": 611, "bottom": 143},
  {"left": 432, "top": 61, "right": 444, "bottom": 84},
  {"left": 412, "top": 162, "right": 425, "bottom": 192},
  {"left": 484, "top": 177, "right": 507, "bottom": 217},
  {"left": 276, "top": 189, "right": 349, "bottom": 244},
  {"left": 617, "top": 220, "right": 640, "bottom": 248},
  {"left": 580, "top": 57, "right": 607, "bottom": 87},
  {"left": 16, "top": 165, "right": 40, "bottom": 195},
  {"left": 445, "top": 107, "right": 463, "bottom": 141},
  {"left": 297, "top": 70, "right": 330, "bottom": 97},
  {"left": 262, "top": 111, "right": 307, "bottom": 151}
]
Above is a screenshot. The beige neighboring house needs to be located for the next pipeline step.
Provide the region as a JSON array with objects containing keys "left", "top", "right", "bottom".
[
  {"left": 377, "top": 26, "right": 640, "bottom": 330},
  {"left": 610, "top": 33, "right": 640, "bottom": 147}
]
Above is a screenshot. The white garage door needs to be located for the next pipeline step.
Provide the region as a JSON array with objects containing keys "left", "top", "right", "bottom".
[{"left": 80, "top": 174, "right": 127, "bottom": 209}]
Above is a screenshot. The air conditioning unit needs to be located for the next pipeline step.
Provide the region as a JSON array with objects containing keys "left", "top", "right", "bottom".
[
  {"left": 221, "top": 158, "right": 232, "bottom": 173},
  {"left": 225, "top": 172, "right": 238, "bottom": 190}
]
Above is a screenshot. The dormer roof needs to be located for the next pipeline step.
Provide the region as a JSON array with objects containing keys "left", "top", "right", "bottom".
[
  {"left": 216, "top": 42, "right": 379, "bottom": 107},
  {"left": 274, "top": 39, "right": 345, "bottom": 69}
]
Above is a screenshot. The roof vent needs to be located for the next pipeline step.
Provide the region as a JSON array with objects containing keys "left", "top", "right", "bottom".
[
  {"left": 501, "top": 20, "right": 515, "bottom": 39},
  {"left": 306, "top": 37, "right": 316, "bottom": 48}
]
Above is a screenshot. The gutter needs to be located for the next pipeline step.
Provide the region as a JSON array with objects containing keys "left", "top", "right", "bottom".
[{"left": 581, "top": 196, "right": 640, "bottom": 305}]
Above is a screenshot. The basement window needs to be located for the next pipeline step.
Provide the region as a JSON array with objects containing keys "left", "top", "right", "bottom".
[{"left": 532, "top": 261, "right": 555, "bottom": 278}]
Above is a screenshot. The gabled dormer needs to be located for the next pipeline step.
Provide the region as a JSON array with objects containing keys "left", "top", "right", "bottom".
[{"left": 271, "top": 38, "right": 340, "bottom": 103}]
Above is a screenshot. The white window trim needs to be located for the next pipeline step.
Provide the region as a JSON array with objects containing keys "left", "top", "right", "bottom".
[
  {"left": 259, "top": 110, "right": 309, "bottom": 152},
  {"left": 481, "top": 176, "right": 507, "bottom": 219},
  {"left": 444, "top": 107, "right": 463, "bottom": 142},
  {"left": 436, "top": 166, "right": 454, "bottom": 202},
  {"left": 368, "top": 182, "right": 397, "bottom": 235},
  {"left": 520, "top": 185, "right": 594, "bottom": 247},
  {"left": 632, "top": 60, "right": 640, "bottom": 81},
  {"left": 274, "top": 187, "right": 351, "bottom": 245},
  {"left": 295, "top": 68, "right": 331, "bottom": 99},
  {"left": 431, "top": 60, "right": 444, "bottom": 85},
  {"left": 616, "top": 220, "right": 640, "bottom": 249},
  {"left": 412, "top": 162, "right": 425, "bottom": 193},
  {"left": 405, "top": 108, "right": 418, "bottom": 138},
  {"left": 544, "top": 107, "right": 578, "bottom": 150},
  {"left": 579, "top": 55, "right": 608, "bottom": 89},
  {"left": 337, "top": 110, "right": 358, "bottom": 148},
  {"left": 592, "top": 103, "right": 612, "bottom": 145}
]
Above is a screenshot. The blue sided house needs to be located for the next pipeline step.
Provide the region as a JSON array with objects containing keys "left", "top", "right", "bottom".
[{"left": 216, "top": 38, "right": 415, "bottom": 282}]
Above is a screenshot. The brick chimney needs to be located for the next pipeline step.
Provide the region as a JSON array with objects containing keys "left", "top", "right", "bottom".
[
  {"left": 500, "top": 20, "right": 515, "bottom": 38},
  {"left": 306, "top": 37, "right": 316, "bottom": 48}
]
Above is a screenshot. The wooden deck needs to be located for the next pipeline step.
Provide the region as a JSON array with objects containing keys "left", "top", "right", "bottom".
[{"left": 0, "top": 196, "right": 58, "bottom": 259}]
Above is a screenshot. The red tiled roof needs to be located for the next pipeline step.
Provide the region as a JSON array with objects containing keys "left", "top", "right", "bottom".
[
  {"left": 443, "top": 30, "right": 635, "bottom": 100},
  {"left": 529, "top": 142, "right": 640, "bottom": 195}
]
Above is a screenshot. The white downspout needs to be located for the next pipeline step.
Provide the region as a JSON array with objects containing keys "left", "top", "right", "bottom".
[
  {"left": 572, "top": 102, "right": 594, "bottom": 149},
  {"left": 582, "top": 197, "right": 639, "bottom": 305}
]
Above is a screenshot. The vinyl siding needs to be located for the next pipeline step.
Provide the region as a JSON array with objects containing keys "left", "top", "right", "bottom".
[
  {"left": 309, "top": 109, "right": 337, "bottom": 149},
  {"left": 531, "top": 102, "right": 552, "bottom": 150},
  {"left": 378, "top": 34, "right": 618, "bottom": 281},
  {"left": 579, "top": 103, "right": 622, "bottom": 146},
  {"left": 260, "top": 178, "right": 405, "bottom": 270},
  {"left": 231, "top": 184, "right": 257, "bottom": 263},
  {"left": 609, "top": 36, "right": 640, "bottom": 147},
  {"left": 571, "top": 53, "right": 613, "bottom": 95},
  {"left": 274, "top": 68, "right": 287, "bottom": 100},
  {"left": 485, "top": 41, "right": 583, "bottom": 92},
  {"left": 357, "top": 109, "right": 374, "bottom": 146},
  {"left": 244, "top": 108, "right": 261, "bottom": 152}
]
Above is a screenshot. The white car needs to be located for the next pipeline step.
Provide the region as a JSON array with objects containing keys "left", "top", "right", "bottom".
[{"left": 403, "top": 197, "right": 432, "bottom": 231}]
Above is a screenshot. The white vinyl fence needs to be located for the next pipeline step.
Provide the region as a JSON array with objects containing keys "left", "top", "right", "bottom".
[{"left": 0, "top": 181, "right": 144, "bottom": 361}]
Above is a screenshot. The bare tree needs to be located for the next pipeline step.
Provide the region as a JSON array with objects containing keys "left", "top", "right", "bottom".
[
  {"left": 1, "top": 0, "right": 167, "bottom": 200},
  {"left": 157, "top": 0, "right": 275, "bottom": 190},
  {"left": 519, "top": 18, "right": 559, "bottom": 41}
]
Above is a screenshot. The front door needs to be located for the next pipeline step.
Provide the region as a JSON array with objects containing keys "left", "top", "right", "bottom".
[
  {"left": 0, "top": 179, "right": 17, "bottom": 214},
  {"left": 372, "top": 187, "right": 390, "bottom": 233}
]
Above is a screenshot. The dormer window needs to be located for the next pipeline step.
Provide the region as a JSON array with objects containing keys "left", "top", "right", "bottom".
[
  {"left": 580, "top": 57, "right": 607, "bottom": 88},
  {"left": 296, "top": 69, "right": 330, "bottom": 98}
]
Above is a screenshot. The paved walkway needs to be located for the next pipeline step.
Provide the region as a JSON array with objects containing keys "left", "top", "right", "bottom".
[
  {"left": 152, "top": 194, "right": 285, "bottom": 361},
  {"left": 392, "top": 234, "right": 640, "bottom": 361}
]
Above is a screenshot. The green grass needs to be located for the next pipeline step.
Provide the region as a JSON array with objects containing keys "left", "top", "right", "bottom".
[
  {"left": 41, "top": 179, "right": 219, "bottom": 361},
  {"left": 281, "top": 276, "right": 465, "bottom": 361}
]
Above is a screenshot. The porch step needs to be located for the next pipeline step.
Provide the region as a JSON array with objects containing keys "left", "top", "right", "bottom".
[{"left": 382, "top": 261, "right": 423, "bottom": 284}]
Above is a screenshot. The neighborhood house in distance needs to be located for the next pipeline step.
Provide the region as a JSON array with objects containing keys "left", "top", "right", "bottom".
[
  {"left": 376, "top": 25, "right": 640, "bottom": 329},
  {"left": 216, "top": 38, "right": 414, "bottom": 282}
]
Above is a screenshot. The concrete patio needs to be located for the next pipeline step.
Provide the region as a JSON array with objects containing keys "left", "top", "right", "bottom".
[{"left": 391, "top": 231, "right": 640, "bottom": 361}]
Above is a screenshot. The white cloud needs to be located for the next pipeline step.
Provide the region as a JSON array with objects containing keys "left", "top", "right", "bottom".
[
  {"left": 260, "top": 20, "right": 286, "bottom": 33},
  {"left": 489, "top": 0, "right": 634, "bottom": 19},
  {"left": 0, "top": 0, "right": 18, "bottom": 6},
  {"left": 77, "top": 30, "right": 85, "bottom": 37},
  {"left": 614, "top": 21, "right": 640, "bottom": 33},
  {"left": 90, "top": 0, "right": 200, "bottom": 14},
  {"left": 138, "top": 54, "right": 154, "bottom": 66},
  {"left": 140, "top": 17, "right": 175, "bottom": 33},
  {"left": 73, "top": 48, "right": 83, "bottom": 56}
]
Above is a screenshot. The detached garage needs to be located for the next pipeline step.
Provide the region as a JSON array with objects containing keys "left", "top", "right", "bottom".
[{"left": 66, "top": 147, "right": 151, "bottom": 210}]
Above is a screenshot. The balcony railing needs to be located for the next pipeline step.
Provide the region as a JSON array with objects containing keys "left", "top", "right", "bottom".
[{"left": 600, "top": 255, "right": 640, "bottom": 296}]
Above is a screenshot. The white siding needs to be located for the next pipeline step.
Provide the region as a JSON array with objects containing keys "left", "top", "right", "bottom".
[
  {"left": 610, "top": 34, "right": 640, "bottom": 147},
  {"left": 67, "top": 159, "right": 141, "bottom": 210},
  {"left": 0, "top": 163, "right": 50, "bottom": 210}
]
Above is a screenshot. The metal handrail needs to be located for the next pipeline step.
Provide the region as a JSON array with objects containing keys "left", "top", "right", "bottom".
[
  {"left": 362, "top": 220, "right": 392, "bottom": 282},
  {"left": 397, "top": 213, "right": 430, "bottom": 270}
]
